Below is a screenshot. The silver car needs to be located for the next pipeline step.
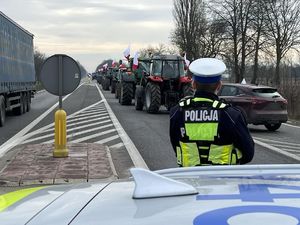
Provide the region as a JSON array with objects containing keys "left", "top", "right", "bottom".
[{"left": 1, "top": 165, "right": 300, "bottom": 224}]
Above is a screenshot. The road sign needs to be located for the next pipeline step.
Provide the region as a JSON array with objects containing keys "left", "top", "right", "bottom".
[{"left": 40, "top": 54, "right": 81, "bottom": 96}]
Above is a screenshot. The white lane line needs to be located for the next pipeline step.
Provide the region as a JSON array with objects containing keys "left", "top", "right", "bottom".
[
  {"left": 44, "top": 124, "right": 114, "bottom": 144},
  {"left": 110, "top": 143, "right": 125, "bottom": 149},
  {"left": 95, "top": 135, "right": 119, "bottom": 144},
  {"left": 72, "top": 129, "right": 116, "bottom": 143},
  {"left": 253, "top": 136, "right": 300, "bottom": 147},
  {"left": 271, "top": 144, "right": 300, "bottom": 150},
  {"left": 95, "top": 83, "right": 148, "bottom": 169},
  {"left": 254, "top": 139, "right": 300, "bottom": 161},
  {"left": 281, "top": 149, "right": 300, "bottom": 153},
  {"left": 284, "top": 123, "right": 300, "bottom": 129},
  {"left": 23, "top": 119, "right": 112, "bottom": 144}
]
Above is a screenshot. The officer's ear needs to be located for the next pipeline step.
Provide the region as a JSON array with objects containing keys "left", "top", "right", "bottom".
[
  {"left": 215, "top": 81, "right": 222, "bottom": 93},
  {"left": 192, "top": 80, "right": 197, "bottom": 90}
]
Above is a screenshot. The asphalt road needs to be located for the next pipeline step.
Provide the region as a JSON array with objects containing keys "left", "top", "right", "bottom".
[
  {"left": 0, "top": 80, "right": 300, "bottom": 173},
  {"left": 102, "top": 84, "right": 300, "bottom": 170}
]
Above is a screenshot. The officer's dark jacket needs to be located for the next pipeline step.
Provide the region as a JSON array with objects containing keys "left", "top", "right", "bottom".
[{"left": 170, "top": 90, "right": 254, "bottom": 164}]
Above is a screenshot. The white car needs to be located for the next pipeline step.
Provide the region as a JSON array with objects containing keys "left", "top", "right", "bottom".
[{"left": 1, "top": 165, "right": 300, "bottom": 224}]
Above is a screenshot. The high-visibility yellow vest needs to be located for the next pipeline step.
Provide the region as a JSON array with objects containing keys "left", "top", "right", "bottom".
[{"left": 177, "top": 97, "right": 242, "bottom": 167}]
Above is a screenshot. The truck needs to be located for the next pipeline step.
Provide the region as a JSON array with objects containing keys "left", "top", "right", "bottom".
[{"left": 0, "top": 11, "right": 36, "bottom": 127}]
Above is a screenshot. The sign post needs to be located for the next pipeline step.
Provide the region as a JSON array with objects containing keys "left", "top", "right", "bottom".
[{"left": 40, "top": 54, "right": 81, "bottom": 157}]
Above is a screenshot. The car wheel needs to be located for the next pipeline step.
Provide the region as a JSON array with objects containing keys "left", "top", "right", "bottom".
[{"left": 264, "top": 123, "right": 281, "bottom": 131}]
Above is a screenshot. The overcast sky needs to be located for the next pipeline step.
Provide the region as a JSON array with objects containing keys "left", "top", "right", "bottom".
[{"left": 1, "top": 0, "right": 175, "bottom": 72}]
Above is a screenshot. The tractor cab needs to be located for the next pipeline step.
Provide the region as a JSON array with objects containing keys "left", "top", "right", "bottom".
[{"left": 150, "top": 55, "right": 185, "bottom": 79}]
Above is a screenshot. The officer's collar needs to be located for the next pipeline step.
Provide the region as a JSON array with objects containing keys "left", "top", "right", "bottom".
[{"left": 194, "top": 90, "right": 219, "bottom": 100}]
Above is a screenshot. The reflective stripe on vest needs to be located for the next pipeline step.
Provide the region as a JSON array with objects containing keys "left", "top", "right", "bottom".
[{"left": 177, "top": 97, "right": 242, "bottom": 166}]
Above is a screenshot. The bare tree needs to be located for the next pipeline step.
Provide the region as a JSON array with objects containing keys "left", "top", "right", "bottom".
[
  {"left": 34, "top": 47, "right": 47, "bottom": 80},
  {"left": 171, "top": 0, "right": 206, "bottom": 60},
  {"left": 210, "top": 0, "right": 254, "bottom": 83},
  {"left": 139, "top": 44, "right": 178, "bottom": 58},
  {"left": 263, "top": 0, "right": 300, "bottom": 86}
]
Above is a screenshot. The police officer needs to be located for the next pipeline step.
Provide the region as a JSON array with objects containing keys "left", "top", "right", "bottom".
[{"left": 170, "top": 58, "right": 254, "bottom": 167}]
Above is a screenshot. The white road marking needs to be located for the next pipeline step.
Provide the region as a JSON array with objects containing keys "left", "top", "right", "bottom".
[
  {"left": 0, "top": 82, "right": 85, "bottom": 157},
  {"left": 110, "top": 143, "right": 125, "bottom": 149},
  {"left": 67, "top": 113, "right": 108, "bottom": 123},
  {"left": 284, "top": 122, "right": 300, "bottom": 128},
  {"left": 43, "top": 124, "right": 114, "bottom": 144},
  {"left": 72, "top": 129, "right": 116, "bottom": 143},
  {"left": 95, "top": 135, "right": 119, "bottom": 144},
  {"left": 253, "top": 136, "right": 300, "bottom": 147},
  {"left": 23, "top": 119, "right": 111, "bottom": 144},
  {"left": 95, "top": 83, "right": 149, "bottom": 169},
  {"left": 254, "top": 139, "right": 300, "bottom": 161}
]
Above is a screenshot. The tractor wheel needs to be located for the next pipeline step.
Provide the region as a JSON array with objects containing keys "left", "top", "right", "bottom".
[
  {"left": 135, "top": 85, "right": 144, "bottom": 111},
  {"left": 145, "top": 82, "right": 161, "bottom": 113},
  {"left": 115, "top": 83, "right": 120, "bottom": 99},
  {"left": 111, "top": 81, "right": 116, "bottom": 93},
  {"left": 120, "top": 82, "right": 133, "bottom": 105},
  {"left": 182, "top": 83, "right": 194, "bottom": 97},
  {"left": 0, "top": 96, "right": 6, "bottom": 127},
  {"left": 103, "top": 78, "right": 110, "bottom": 90}
]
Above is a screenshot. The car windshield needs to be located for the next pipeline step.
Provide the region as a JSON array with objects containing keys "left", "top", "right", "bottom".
[{"left": 252, "top": 88, "right": 282, "bottom": 98}]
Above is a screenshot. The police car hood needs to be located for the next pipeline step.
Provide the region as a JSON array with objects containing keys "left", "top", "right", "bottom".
[{"left": 2, "top": 165, "right": 300, "bottom": 225}]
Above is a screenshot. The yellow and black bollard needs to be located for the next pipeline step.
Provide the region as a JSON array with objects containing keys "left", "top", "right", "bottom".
[{"left": 53, "top": 109, "right": 68, "bottom": 157}]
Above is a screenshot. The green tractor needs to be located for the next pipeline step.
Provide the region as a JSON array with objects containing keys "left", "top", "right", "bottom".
[
  {"left": 115, "top": 58, "right": 151, "bottom": 105},
  {"left": 134, "top": 55, "right": 193, "bottom": 113}
]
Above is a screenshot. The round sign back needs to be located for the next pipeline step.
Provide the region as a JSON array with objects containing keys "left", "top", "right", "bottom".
[{"left": 40, "top": 54, "right": 81, "bottom": 96}]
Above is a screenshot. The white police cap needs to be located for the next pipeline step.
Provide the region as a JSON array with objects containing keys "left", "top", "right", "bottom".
[{"left": 189, "top": 58, "right": 226, "bottom": 83}]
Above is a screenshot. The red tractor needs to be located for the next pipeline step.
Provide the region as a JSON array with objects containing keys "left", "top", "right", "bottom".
[{"left": 135, "top": 55, "right": 193, "bottom": 113}]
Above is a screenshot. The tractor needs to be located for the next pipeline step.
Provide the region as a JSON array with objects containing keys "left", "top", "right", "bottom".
[
  {"left": 134, "top": 55, "right": 193, "bottom": 113},
  {"left": 115, "top": 58, "right": 151, "bottom": 105}
]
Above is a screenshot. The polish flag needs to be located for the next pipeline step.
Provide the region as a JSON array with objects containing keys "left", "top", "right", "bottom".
[
  {"left": 112, "top": 60, "right": 116, "bottom": 67},
  {"left": 184, "top": 53, "right": 190, "bottom": 67},
  {"left": 132, "top": 52, "right": 139, "bottom": 70},
  {"left": 123, "top": 45, "right": 130, "bottom": 60},
  {"left": 103, "top": 63, "right": 108, "bottom": 70}
]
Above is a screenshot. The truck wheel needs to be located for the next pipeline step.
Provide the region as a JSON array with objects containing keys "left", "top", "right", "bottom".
[
  {"left": 120, "top": 82, "right": 133, "bottom": 105},
  {"left": 0, "top": 96, "right": 5, "bottom": 127},
  {"left": 135, "top": 85, "right": 144, "bottom": 110},
  {"left": 265, "top": 123, "right": 281, "bottom": 131},
  {"left": 145, "top": 82, "right": 161, "bottom": 113},
  {"left": 182, "top": 83, "right": 194, "bottom": 97},
  {"left": 26, "top": 92, "right": 31, "bottom": 112},
  {"left": 13, "top": 93, "right": 24, "bottom": 115},
  {"left": 23, "top": 93, "right": 28, "bottom": 113},
  {"left": 111, "top": 81, "right": 116, "bottom": 93}
]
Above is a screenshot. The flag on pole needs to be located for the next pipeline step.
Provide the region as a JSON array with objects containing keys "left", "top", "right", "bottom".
[
  {"left": 112, "top": 60, "right": 116, "bottom": 67},
  {"left": 103, "top": 63, "right": 108, "bottom": 70},
  {"left": 132, "top": 52, "right": 139, "bottom": 70},
  {"left": 184, "top": 53, "right": 190, "bottom": 67},
  {"left": 123, "top": 45, "right": 130, "bottom": 60}
]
